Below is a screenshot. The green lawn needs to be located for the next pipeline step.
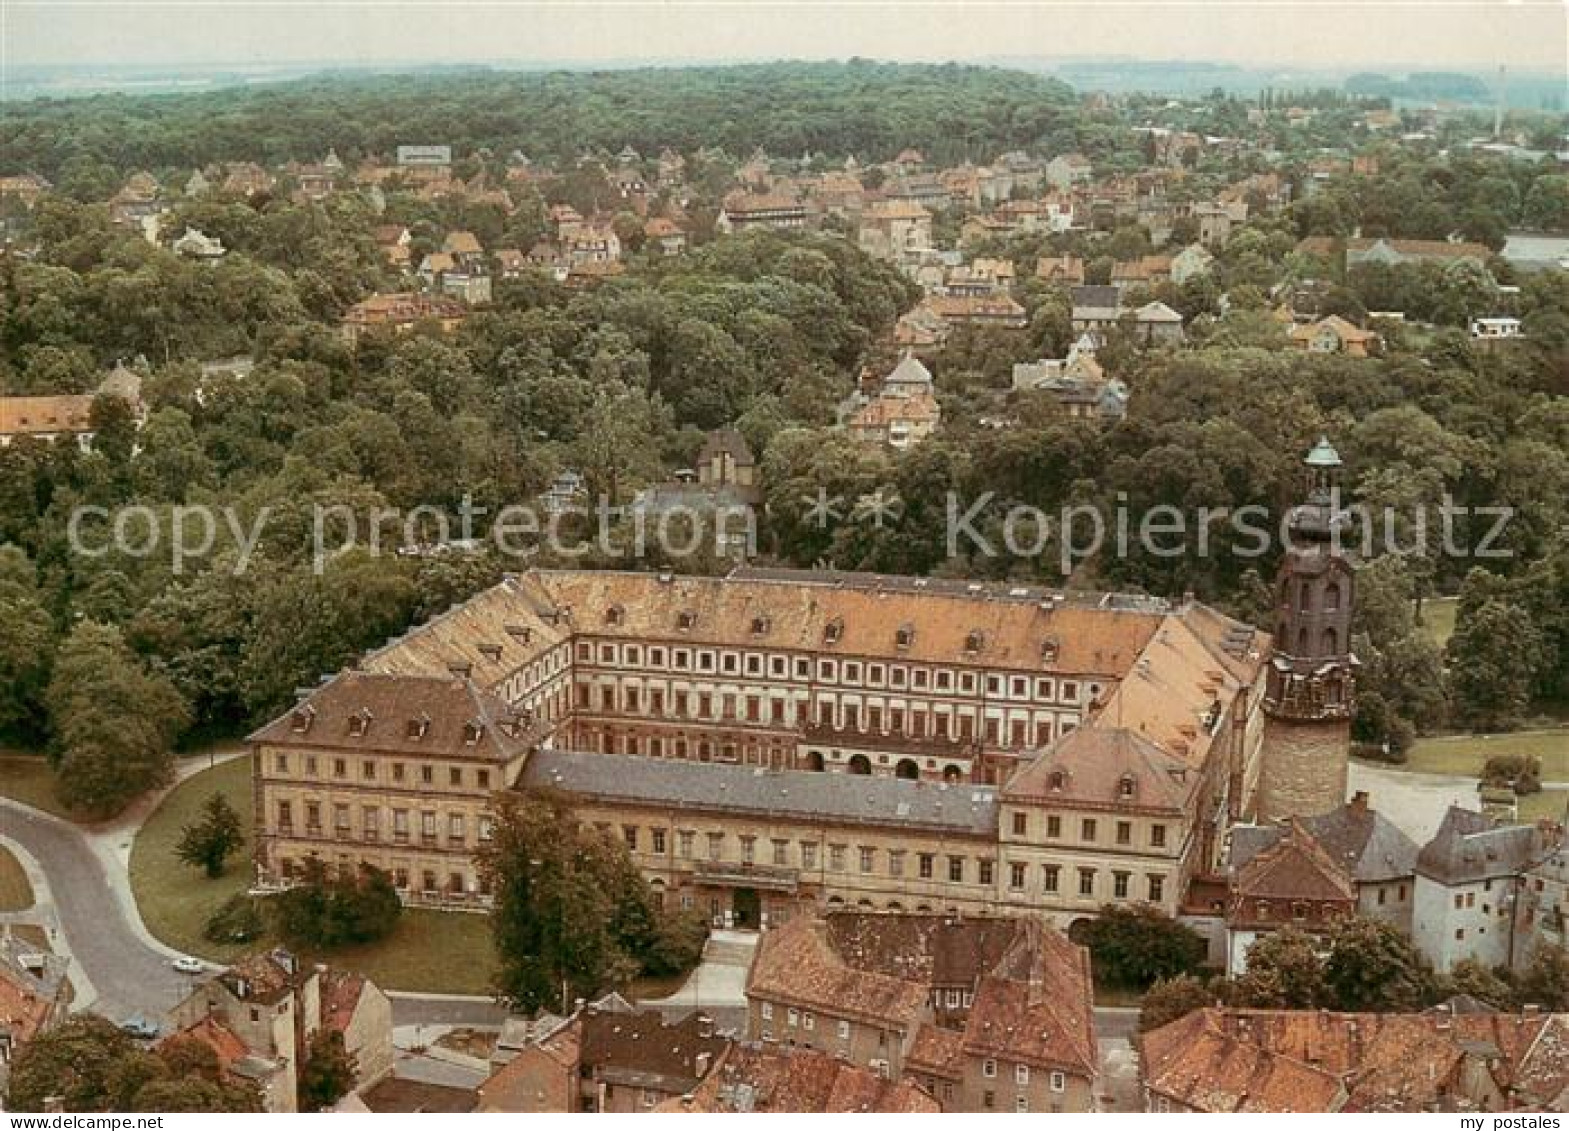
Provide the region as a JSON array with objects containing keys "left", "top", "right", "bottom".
[
  {"left": 0, "top": 844, "right": 34, "bottom": 912},
  {"left": 0, "top": 754, "right": 76, "bottom": 821},
  {"left": 1401, "top": 729, "right": 1569, "bottom": 780},
  {"left": 130, "top": 755, "right": 496, "bottom": 994},
  {"left": 1416, "top": 596, "right": 1458, "bottom": 650},
  {"left": 1517, "top": 789, "right": 1569, "bottom": 826}
]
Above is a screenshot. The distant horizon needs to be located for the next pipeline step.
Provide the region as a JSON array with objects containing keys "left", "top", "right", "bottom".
[{"left": 6, "top": 2, "right": 1567, "bottom": 74}]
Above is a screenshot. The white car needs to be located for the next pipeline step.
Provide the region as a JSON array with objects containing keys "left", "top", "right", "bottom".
[{"left": 171, "top": 955, "right": 204, "bottom": 975}]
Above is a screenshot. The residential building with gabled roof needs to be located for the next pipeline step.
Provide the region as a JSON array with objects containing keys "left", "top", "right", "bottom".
[
  {"left": 1141, "top": 1006, "right": 1569, "bottom": 1112},
  {"left": 664, "top": 1044, "right": 939, "bottom": 1112},
  {"left": 745, "top": 911, "right": 1097, "bottom": 1112},
  {"left": 1412, "top": 806, "right": 1559, "bottom": 972},
  {"left": 1224, "top": 821, "right": 1357, "bottom": 974}
]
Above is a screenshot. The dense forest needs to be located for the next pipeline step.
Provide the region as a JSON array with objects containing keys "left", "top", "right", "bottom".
[
  {"left": 1, "top": 61, "right": 1075, "bottom": 181},
  {"left": 0, "top": 62, "right": 1565, "bottom": 817}
]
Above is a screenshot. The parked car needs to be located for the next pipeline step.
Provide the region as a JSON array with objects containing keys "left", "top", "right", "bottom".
[
  {"left": 120, "top": 1014, "right": 160, "bottom": 1039},
  {"left": 171, "top": 955, "right": 205, "bottom": 975}
]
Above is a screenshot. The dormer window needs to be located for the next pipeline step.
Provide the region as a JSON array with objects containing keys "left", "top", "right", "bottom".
[
  {"left": 1040, "top": 637, "right": 1060, "bottom": 664},
  {"left": 1048, "top": 770, "right": 1066, "bottom": 792},
  {"left": 677, "top": 610, "right": 696, "bottom": 631},
  {"left": 1118, "top": 774, "right": 1136, "bottom": 799},
  {"left": 964, "top": 630, "right": 985, "bottom": 654},
  {"left": 751, "top": 615, "right": 771, "bottom": 636},
  {"left": 479, "top": 643, "right": 503, "bottom": 662},
  {"left": 505, "top": 624, "right": 532, "bottom": 643},
  {"left": 895, "top": 624, "right": 915, "bottom": 650},
  {"left": 347, "top": 708, "right": 372, "bottom": 737},
  {"left": 463, "top": 721, "right": 484, "bottom": 745},
  {"left": 606, "top": 604, "right": 625, "bottom": 627},
  {"left": 406, "top": 714, "right": 431, "bottom": 740},
  {"left": 823, "top": 618, "right": 844, "bottom": 646},
  {"left": 289, "top": 704, "right": 316, "bottom": 733}
]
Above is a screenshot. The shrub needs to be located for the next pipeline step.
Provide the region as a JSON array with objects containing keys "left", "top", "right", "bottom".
[
  {"left": 204, "top": 894, "right": 266, "bottom": 945},
  {"left": 272, "top": 860, "right": 401, "bottom": 949}
]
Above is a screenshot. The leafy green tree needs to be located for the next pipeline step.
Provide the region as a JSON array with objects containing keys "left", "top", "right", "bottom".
[
  {"left": 1139, "top": 974, "right": 1218, "bottom": 1032},
  {"left": 1446, "top": 598, "right": 1545, "bottom": 730},
  {"left": 5, "top": 1015, "right": 139, "bottom": 1112},
  {"left": 478, "top": 789, "right": 704, "bottom": 1012},
  {"left": 272, "top": 859, "right": 401, "bottom": 948},
  {"left": 1323, "top": 917, "right": 1432, "bottom": 1012},
  {"left": 1079, "top": 904, "right": 1207, "bottom": 990},
  {"left": 1439, "top": 958, "right": 1517, "bottom": 1010},
  {"left": 44, "top": 621, "right": 190, "bottom": 817},
  {"left": 176, "top": 791, "right": 245, "bottom": 878},
  {"left": 296, "top": 1028, "right": 357, "bottom": 1111},
  {"left": 0, "top": 545, "right": 55, "bottom": 742},
  {"left": 1517, "top": 943, "right": 1569, "bottom": 1011},
  {"left": 1232, "top": 927, "right": 1327, "bottom": 1009}
]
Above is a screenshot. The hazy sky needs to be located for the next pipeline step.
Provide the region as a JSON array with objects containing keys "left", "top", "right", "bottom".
[{"left": 6, "top": 1, "right": 1567, "bottom": 72}]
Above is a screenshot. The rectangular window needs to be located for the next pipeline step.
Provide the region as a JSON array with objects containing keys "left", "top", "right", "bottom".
[
  {"left": 978, "top": 859, "right": 994, "bottom": 886},
  {"left": 651, "top": 829, "right": 666, "bottom": 854},
  {"left": 1079, "top": 868, "right": 1095, "bottom": 897},
  {"left": 1116, "top": 821, "right": 1132, "bottom": 846},
  {"left": 707, "top": 832, "right": 723, "bottom": 860},
  {"left": 801, "top": 842, "right": 817, "bottom": 869},
  {"left": 1050, "top": 1071, "right": 1066, "bottom": 1093},
  {"left": 949, "top": 856, "right": 964, "bottom": 883},
  {"left": 982, "top": 1059, "right": 997, "bottom": 1079},
  {"left": 1012, "top": 812, "right": 1027, "bottom": 837},
  {"left": 1010, "top": 862, "right": 1027, "bottom": 890},
  {"left": 1043, "top": 864, "right": 1060, "bottom": 893},
  {"left": 1148, "top": 875, "right": 1165, "bottom": 903},
  {"left": 830, "top": 845, "right": 847, "bottom": 871},
  {"left": 772, "top": 839, "right": 788, "bottom": 866},
  {"left": 1081, "top": 818, "right": 1097, "bottom": 842},
  {"left": 1046, "top": 814, "right": 1061, "bottom": 838},
  {"left": 1151, "top": 824, "right": 1167, "bottom": 848},
  {"left": 1113, "top": 871, "right": 1130, "bottom": 899},
  {"left": 1015, "top": 1064, "right": 1030, "bottom": 1086},
  {"left": 859, "top": 846, "right": 875, "bottom": 873},
  {"left": 678, "top": 831, "right": 694, "bottom": 858},
  {"left": 919, "top": 853, "right": 934, "bottom": 879},
  {"left": 623, "top": 826, "right": 638, "bottom": 852}
]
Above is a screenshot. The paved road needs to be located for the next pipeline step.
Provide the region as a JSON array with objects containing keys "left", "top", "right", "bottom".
[{"left": 0, "top": 800, "right": 196, "bottom": 1024}]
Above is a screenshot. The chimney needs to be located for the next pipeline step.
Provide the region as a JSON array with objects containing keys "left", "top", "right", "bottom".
[
  {"left": 1351, "top": 791, "right": 1369, "bottom": 813},
  {"left": 697, "top": 1013, "right": 713, "bottom": 1038}
]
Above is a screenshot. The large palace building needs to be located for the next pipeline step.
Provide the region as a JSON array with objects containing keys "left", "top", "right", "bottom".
[{"left": 248, "top": 446, "right": 1354, "bottom": 930}]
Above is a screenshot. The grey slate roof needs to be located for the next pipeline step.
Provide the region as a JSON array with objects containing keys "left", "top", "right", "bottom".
[
  {"left": 520, "top": 748, "right": 998, "bottom": 836},
  {"left": 1415, "top": 805, "right": 1555, "bottom": 885},
  {"left": 1226, "top": 796, "right": 1419, "bottom": 884}
]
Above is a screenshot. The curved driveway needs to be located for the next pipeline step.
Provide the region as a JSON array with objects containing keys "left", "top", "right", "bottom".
[{"left": 1, "top": 800, "right": 194, "bottom": 1021}]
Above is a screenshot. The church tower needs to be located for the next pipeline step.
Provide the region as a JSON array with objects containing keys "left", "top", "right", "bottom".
[{"left": 1258, "top": 438, "right": 1358, "bottom": 821}]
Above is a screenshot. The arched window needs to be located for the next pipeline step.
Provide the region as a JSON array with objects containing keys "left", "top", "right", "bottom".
[
  {"left": 1298, "top": 581, "right": 1313, "bottom": 613},
  {"left": 1324, "top": 582, "right": 1341, "bottom": 612},
  {"left": 1322, "top": 627, "right": 1338, "bottom": 655},
  {"left": 1297, "top": 627, "right": 1309, "bottom": 655}
]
